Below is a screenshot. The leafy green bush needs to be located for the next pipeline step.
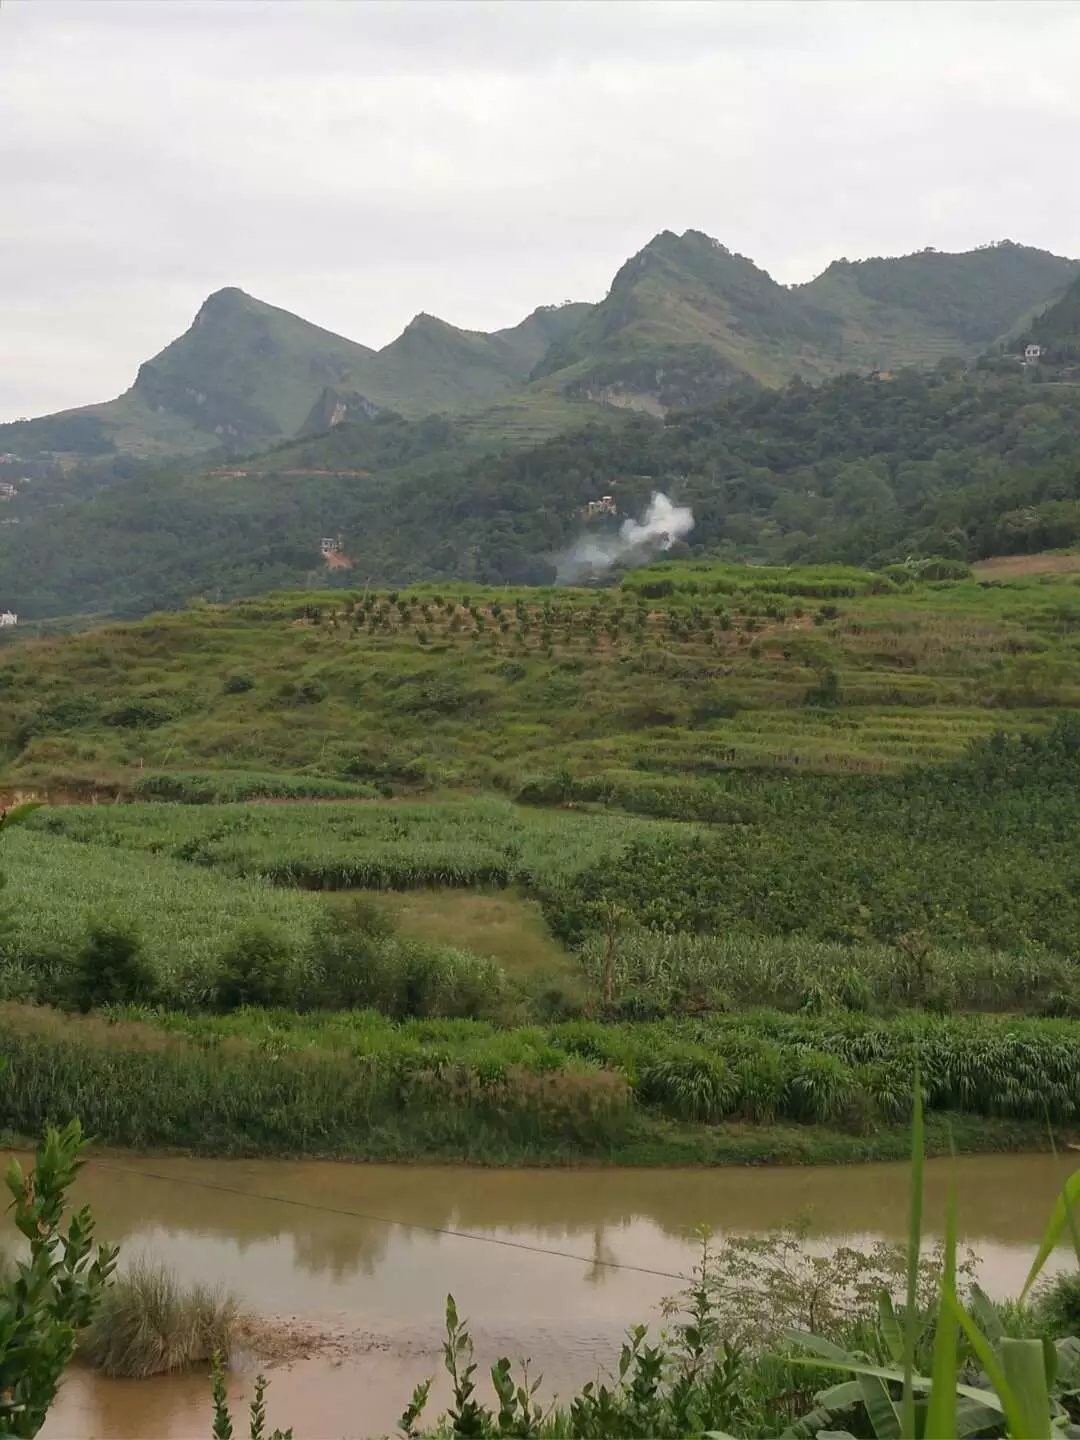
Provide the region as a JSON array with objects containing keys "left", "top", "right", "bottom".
[
  {"left": 0, "top": 1121, "right": 117, "bottom": 1436},
  {"left": 14, "top": 696, "right": 98, "bottom": 747},
  {"left": 216, "top": 924, "right": 298, "bottom": 1010},
  {"left": 305, "top": 899, "right": 396, "bottom": 1009},
  {"left": 884, "top": 556, "right": 973, "bottom": 582},
  {"left": 102, "top": 698, "right": 176, "bottom": 729},
  {"left": 305, "top": 901, "right": 504, "bottom": 1019},
  {"left": 222, "top": 672, "right": 256, "bottom": 694},
  {"left": 72, "top": 921, "right": 156, "bottom": 1012},
  {"left": 277, "top": 678, "right": 327, "bottom": 705}
]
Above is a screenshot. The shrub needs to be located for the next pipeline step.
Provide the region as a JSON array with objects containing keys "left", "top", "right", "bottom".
[
  {"left": 222, "top": 671, "right": 256, "bottom": 694},
  {"left": 15, "top": 696, "right": 98, "bottom": 746},
  {"left": 1035, "top": 1272, "right": 1080, "bottom": 1339},
  {"left": 690, "top": 695, "right": 742, "bottom": 723},
  {"left": 884, "top": 557, "right": 973, "bottom": 583},
  {"left": 82, "top": 1260, "right": 237, "bottom": 1378},
  {"left": 102, "top": 698, "right": 176, "bottom": 729},
  {"left": 306, "top": 898, "right": 396, "bottom": 1009},
  {"left": 72, "top": 921, "right": 156, "bottom": 1012},
  {"left": 277, "top": 678, "right": 327, "bottom": 705},
  {"left": 637, "top": 1052, "right": 738, "bottom": 1122},
  {"left": 393, "top": 940, "right": 505, "bottom": 1021},
  {"left": 517, "top": 975, "right": 587, "bottom": 1022},
  {"left": 15, "top": 944, "right": 75, "bottom": 1008},
  {"left": 341, "top": 749, "right": 429, "bottom": 787},
  {"left": 306, "top": 905, "right": 503, "bottom": 1019},
  {"left": 131, "top": 770, "right": 373, "bottom": 803},
  {"left": 803, "top": 665, "right": 840, "bottom": 707},
  {"left": 216, "top": 924, "right": 297, "bottom": 1010}
]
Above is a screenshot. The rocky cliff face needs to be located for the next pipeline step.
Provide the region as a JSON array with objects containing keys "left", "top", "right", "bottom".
[{"left": 300, "top": 386, "right": 384, "bottom": 435}]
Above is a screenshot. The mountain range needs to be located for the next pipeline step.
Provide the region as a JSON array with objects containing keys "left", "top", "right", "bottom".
[
  {"left": 4, "top": 229, "right": 1080, "bottom": 623},
  {"left": 3, "top": 231, "right": 1077, "bottom": 462}
]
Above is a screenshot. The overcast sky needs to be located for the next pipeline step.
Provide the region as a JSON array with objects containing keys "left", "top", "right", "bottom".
[{"left": 3, "top": 0, "right": 1079, "bottom": 421}]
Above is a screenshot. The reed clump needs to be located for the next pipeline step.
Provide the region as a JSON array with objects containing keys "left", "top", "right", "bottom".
[{"left": 81, "top": 1259, "right": 237, "bottom": 1378}]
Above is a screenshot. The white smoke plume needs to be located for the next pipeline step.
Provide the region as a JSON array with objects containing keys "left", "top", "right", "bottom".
[{"left": 556, "top": 491, "right": 695, "bottom": 583}]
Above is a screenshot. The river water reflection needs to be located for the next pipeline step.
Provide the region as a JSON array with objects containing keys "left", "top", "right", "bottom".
[{"left": 21, "top": 1151, "right": 1066, "bottom": 1439}]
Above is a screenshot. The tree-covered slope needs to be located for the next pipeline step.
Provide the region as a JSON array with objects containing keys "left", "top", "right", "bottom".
[
  {"left": 0, "top": 289, "right": 382, "bottom": 460},
  {"left": 1019, "top": 270, "right": 1080, "bottom": 364},
  {"left": 6, "top": 365, "right": 1080, "bottom": 621},
  {"left": 800, "top": 241, "right": 1079, "bottom": 368}
]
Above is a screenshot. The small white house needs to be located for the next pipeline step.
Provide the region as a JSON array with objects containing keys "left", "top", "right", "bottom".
[
  {"left": 1024, "top": 344, "right": 1043, "bottom": 364},
  {"left": 0, "top": 611, "right": 17, "bottom": 627}
]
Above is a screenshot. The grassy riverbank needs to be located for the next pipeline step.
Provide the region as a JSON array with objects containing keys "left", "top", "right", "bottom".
[{"left": 0, "top": 1004, "right": 1069, "bottom": 1166}]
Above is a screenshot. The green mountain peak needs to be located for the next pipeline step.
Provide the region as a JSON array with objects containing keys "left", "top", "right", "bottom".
[{"left": 3, "top": 232, "right": 1077, "bottom": 469}]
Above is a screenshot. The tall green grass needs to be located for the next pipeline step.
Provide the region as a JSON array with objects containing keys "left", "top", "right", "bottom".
[
  {"left": 81, "top": 1259, "right": 237, "bottom": 1378},
  {"left": 583, "top": 930, "right": 1080, "bottom": 1016},
  {"left": 28, "top": 797, "right": 700, "bottom": 893},
  {"left": 0, "top": 830, "right": 316, "bottom": 987},
  {"left": 130, "top": 769, "right": 377, "bottom": 803},
  {"left": 0, "top": 1005, "right": 1077, "bottom": 1164}
]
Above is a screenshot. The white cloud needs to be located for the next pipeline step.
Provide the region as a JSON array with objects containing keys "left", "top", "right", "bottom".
[{"left": 2, "top": 0, "right": 1079, "bottom": 419}]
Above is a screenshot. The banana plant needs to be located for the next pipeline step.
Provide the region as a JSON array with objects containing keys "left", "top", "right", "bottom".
[{"left": 782, "top": 1075, "right": 1080, "bottom": 1439}]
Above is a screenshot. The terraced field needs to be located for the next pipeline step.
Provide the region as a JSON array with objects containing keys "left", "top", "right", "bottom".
[{"left": 3, "top": 561, "right": 1080, "bottom": 799}]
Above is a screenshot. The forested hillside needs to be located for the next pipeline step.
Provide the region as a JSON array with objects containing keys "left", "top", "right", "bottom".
[
  {"left": 4, "top": 366, "right": 1080, "bottom": 619},
  {"left": 1019, "top": 270, "right": 1080, "bottom": 365},
  {"left": 799, "top": 242, "right": 1080, "bottom": 366}
]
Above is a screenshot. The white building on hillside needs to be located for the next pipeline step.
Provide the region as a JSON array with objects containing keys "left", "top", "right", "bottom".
[{"left": 0, "top": 611, "right": 17, "bottom": 627}]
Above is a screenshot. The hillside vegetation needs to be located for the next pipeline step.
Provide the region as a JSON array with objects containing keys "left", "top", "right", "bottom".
[
  {"left": 800, "top": 242, "right": 1080, "bottom": 367},
  {"left": 5, "top": 558, "right": 1080, "bottom": 1166},
  {"left": 6, "top": 363, "right": 1080, "bottom": 619},
  {"left": 530, "top": 230, "right": 842, "bottom": 400},
  {"left": 0, "top": 290, "right": 591, "bottom": 462},
  {"left": 2, "top": 232, "right": 1074, "bottom": 476},
  {"left": 3, "top": 232, "right": 1079, "bottom": 624},
  {"left": 1020, "top": 268, "right": 1080, "bottom": 365},
  {"left": 534, "top": 235, "right": 1078, "bottom": 410},
  {"left": 3, "top": 561, "right": 1080, "bottom": 796}
]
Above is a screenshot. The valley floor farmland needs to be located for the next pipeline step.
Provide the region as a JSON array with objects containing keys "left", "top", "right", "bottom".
[{"left": 3, "top": 560, "right": 1080, "bottom": 1168}]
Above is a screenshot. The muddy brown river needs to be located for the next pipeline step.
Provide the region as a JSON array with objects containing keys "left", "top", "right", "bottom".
[{"left": 12, "top": 1152, "right": 1071, "bottom": 1439}]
